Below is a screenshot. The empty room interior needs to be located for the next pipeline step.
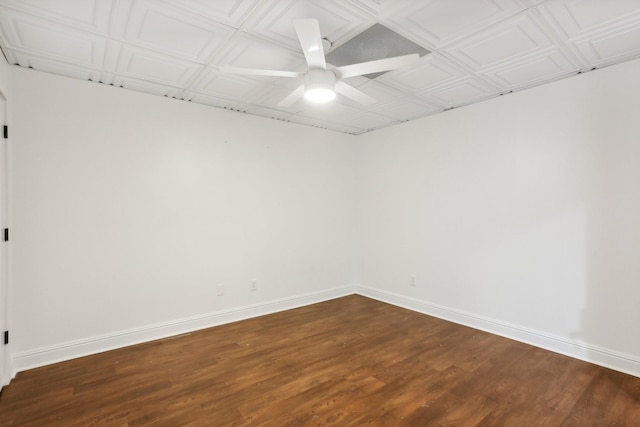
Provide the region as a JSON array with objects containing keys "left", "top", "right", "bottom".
[{"left": 0, "top": 0, "right": 639, "bottom": 425}]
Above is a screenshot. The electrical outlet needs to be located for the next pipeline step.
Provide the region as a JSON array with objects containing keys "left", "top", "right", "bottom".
[
  {"left": 250, "top": 280, "right": 258, "bottom": 292},
  {"left": 410, "top": 275, "right": 416, "bottom": 287},
  {"left": 216, "top": 285, "right": 225, "bottom": 296}
]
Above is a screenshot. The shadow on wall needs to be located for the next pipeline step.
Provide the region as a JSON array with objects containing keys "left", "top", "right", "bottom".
[{"left": 575, "top": 121, "right": 640, "bottom": 377}]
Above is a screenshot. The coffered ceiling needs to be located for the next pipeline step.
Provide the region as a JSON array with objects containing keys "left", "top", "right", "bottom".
[{"left": 0, "top": 0, "right": 639, "bottom": 134}]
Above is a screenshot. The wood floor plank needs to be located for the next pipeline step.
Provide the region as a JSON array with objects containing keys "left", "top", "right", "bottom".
[{"left": 0, "top": 295, "right": 638, "bottom": 426}]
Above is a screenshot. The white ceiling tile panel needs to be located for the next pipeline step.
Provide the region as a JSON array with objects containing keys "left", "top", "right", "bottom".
[
  {"left": 212, "top": 32, "right": 304, "bottom": 71},
  {"left": 273, "top": 76, "right": 307, "bottom": 92},
  {"left": 0, "top": 0, "right": 113, "bottom": 33},
  {"left": 445, "top": 12, "right": 556, "bottom": 71},
  {"left": 370, "top": 96, "right": 443, "bottom": 121},
  {"left": 115, "top": 46, "right": 202, "bottom": 87},
  {"left": 376, "top": 53, "right": 467, "bottom": 92},
  {"left": 123, "top": 0, "right": 234, "bottom": 63},
  {"left": 572, "top": 23, "right": 640, "bottom": 66},
  {"left": 337, "top": 75, "right": 370, "bottom": 89},
  {"left": 250, "top": 84, "right": 306, "bottom": 113},
  {"left": 340, "top": 79, "right": 405, "bottom": 105},
  {"left": 342, "top": 0, "right": 381, "bottom": 17},
  {"left": 380, "top": 0, "right": 528, "bottom": 49},
  {"left": 423, "top": 77, "right": 499, "bottom": 107},
  {"left": 538, "top": 0, "right": 640, "bottom": 68},
  {"left": 297, "top": 102, "right": 397, "bottom": 131},
  {"left": 540, "top": 0, "right": 640, "bottom": 38},
  {"left": 0, "top": 14, "right": 106, "bottom": 68},
  {"left": 190, "top": 68, "right": 267, "bottom": 102},
  {"left": 166, "top": 0, "right": 263, "bottom": 28},
  {"left": 342, "top": 80, "right": 442, "bottom": 119},
  {"left": 101, "top": 40, "right": 123, "bottom": 73},
  {"left": 480, "top": 48, "right": 579, "bottom": 89},
  {"left": 244, "top": 0, "right": 376, "bottom": 50}
]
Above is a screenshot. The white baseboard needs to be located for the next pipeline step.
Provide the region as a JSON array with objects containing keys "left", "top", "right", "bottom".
[
  {"left": 356, "top": 285, "right": 640, "bottom": 378},
  {"left": 10, "top": 284, "right": 640, "bottom": 381},
  {"left": 12, "top": 285, "right": 356, "bottom": 374},
  {"left": 1, "top": 361, "right": 15, "bottom": 389}
]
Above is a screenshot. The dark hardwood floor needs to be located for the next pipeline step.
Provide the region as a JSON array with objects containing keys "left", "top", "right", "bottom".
[{"left": 0, "top": 295, "right": 638, "bottom": 426}]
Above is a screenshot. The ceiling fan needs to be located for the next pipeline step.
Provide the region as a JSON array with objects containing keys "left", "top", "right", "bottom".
[{"left": 218, "top": 19, "right": 420, "bottom": 107}]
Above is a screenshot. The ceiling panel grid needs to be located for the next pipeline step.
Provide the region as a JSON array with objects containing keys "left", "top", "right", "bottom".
[{"left": 0, "top": 0, "right": 639, "bottom": 134}]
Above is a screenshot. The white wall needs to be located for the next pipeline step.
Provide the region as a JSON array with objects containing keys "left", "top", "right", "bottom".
[
  {"left": 10, "top": 67, "right": 357, "bottom": 369},
  {"left": 357, "top": 58, "right": 640, "bottom": 376},
  {"left": 7, "top": 57, "right": 640, "bottom": 378}
]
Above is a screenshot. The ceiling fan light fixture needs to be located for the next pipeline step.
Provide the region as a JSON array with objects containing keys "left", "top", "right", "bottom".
[
  {"left": 304, "top": 69, "right": 336, "bottom": 103},
  {"left": 305, "top": 86, "right": 335, "bottom": 103}
]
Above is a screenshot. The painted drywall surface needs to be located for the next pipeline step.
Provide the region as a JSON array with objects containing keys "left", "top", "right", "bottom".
[
  {"left": 357, "top": 58, "right": 640, "bottom": 359},
  {"left": 10, "top": 67, "right": 357, "bottom": 354}
]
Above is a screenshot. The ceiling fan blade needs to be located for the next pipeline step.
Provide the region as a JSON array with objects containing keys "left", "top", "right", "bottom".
[
  {"left": 293, "top": 19, "right": 326, "bottom": 70},
  {"left": 218, "top": 66, "right": 302, "bottom": 78},
  {"left": 277, "top": 85, "right": 305, "bottom": 108},
  {"left": 336, "top": 54, "right": 420, "bottom": 79},
  {"left": 335, "top": 81, "right": 376, "bottom": 105}
]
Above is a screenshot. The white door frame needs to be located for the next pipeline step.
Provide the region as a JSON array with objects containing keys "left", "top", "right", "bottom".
[{"left": 0, "top": 90, "right": 8, "bottom": 389}]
